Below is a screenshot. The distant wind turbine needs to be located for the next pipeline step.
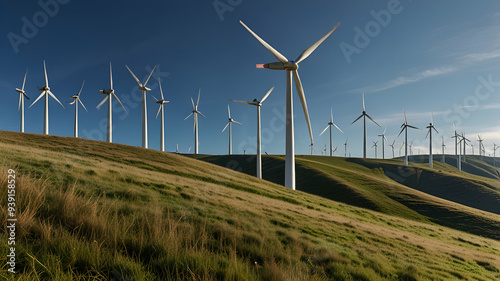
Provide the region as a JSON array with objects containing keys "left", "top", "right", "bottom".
[
  {"left": 125, "top": 65, "right": 157, "bottom": 149},
  {"left": 308, "top": 143, "right": 316, "bottom": 156},
  {"left": 441, "top": 136, "right": 446, "bottom": 163},
  {"left": 69, "top": 81, "right": 88, "bottom": 138},
  {"left": 151, "top": 78, "right": 169, "bottom": 152},
  {"left": 425, "top": 113, "right": 439, "bottom": 168},
  {"left": 398, "top": 109, "right": 418, "bottom": 165},
  {"left": 372, "top": 141, "right": 378, "bottom": 159},
  {"left": 494, "top": 143, "right": 499, "bottom": 167},
  {"left": 222, "top": 105, "right": 242, "bottom": 155},
  {"left": 29, "top": 61, "right": 65, "bottom": 135},
  {"left": 332, "top": 146, "right": 338, "bottom": 156},
  {"left": 14, "top": 68, "right": 29, "bottom": 132},
  {"left": 97, "top": 63, "right": 128, "bottom": 143},
  {"left": 478, "top": 135, "right": 485, "bottom": 157},
  {"left": 343, "top": 138, "right": 348, "bottom": 158},
  {"left": 319, "top": 107, "right": 343, "bottom": 157},
  {"left": 240, "top": 20, "right": 340, "bottom": 190},
  {"left": 451, "top": 122, "right": 460, "bottom": 169},
  {"left": 409, "top": 140, "right": 414, "bottom": 156},
  {"left": 351, "top": 93, "right": 380, "bottom": 158},
  {"left": 184, "top": 89, "right": 205, "bottom": 154},
  {"left": 388, "top": 140, "right": 396, "bottom": 159},
  {"left": 461, "top": 133, "right": 471, "bottom": 162},
  {"left": 399, "top": 142, "right": 405, "bottom": 157},
  {"left": 378, "top": 127, "right": 387, "bottom": 159},
  {"left": 231, "top": 86, "right": 274, "bottom": 178}
]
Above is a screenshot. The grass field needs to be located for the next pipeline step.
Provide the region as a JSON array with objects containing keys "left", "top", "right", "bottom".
[{"left": 1, "top": 130, "right": 499, "bottom": 280}]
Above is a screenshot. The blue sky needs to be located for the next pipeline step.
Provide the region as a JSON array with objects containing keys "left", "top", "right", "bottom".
[{"left": 1, "top": 0, "right": 500, "bottom": 157}]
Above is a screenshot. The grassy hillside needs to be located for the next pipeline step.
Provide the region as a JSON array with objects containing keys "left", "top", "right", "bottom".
[{"left": 1, "top": 130, "right": 500, "bottom": 280}]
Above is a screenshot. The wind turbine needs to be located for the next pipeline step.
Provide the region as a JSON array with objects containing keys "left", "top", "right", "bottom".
[
  {"left": 343, "top": 138, "right": 348, "bottom": 157},
  {"left": 462, "top": 133, "right": 471, "bottom": 162},
  {"left": 493, "top": 143, "right": 499, "bottom": 167},
  {"left": 409, "top": 140, "right": 414, "bottom": 156},
  {"left": 29, "top": 61, "right": 65, "bottom": 135},
  {"left": 69, "top": 81, "right": 88, "bottom": 138},
  {"left": 441, "top": 136, "right": 446, "bottom": 163},
  {"left": 478, "top": 135, "right": 485, "bottom": 157},
  {"left": 231, "top": 86, "right": 274, "bottom": 178},
  {"left": 97, "top": 63, "right": 128, "bottom": 143},
  {"left": 388, "top": 140, "right": 396, "bottom": 158},
  {"left": 151, "top": 78, "right": 169, "bottom": 152},
  {"left": 351, "top": 93, "right": 380, "bottom": 158},
  {"left": 125, "top": 65, "right": 157, "bottom": 149},
  {"left": 451, "top": 122, "right": 461, "bottom": 169},
  {"left": 322, "top": 144, "right": 327, "bottom": 156},
  {"left": 332, "top": 146, "right": 338, "bottom": 156},
  {"left": 425, "top": 113, "right": 439, "bottom": 168},
  {"left": 398, "top": 109, "right": 418, "bottom": 165},
  {"left": 372, "top": 141, "right": 378, "bottom": 159},
  {"left": 188, "top": 146, "right": 192, "bottom": 154},
  {"left": 14, "top": 68, "right": 29, "bottom": 132},
  {"left": 222, "top": 105, "right": 242, "bottom": 155},
  {"left": 185, "top": 89, "right": 205, "bottom": 154},
  {"left": 399, "top": 142, "right": 405, "bottom": 157},
  {"left": 319, "top": 107, "right": 343, "bottom": 157},
  {"left": 378, "top": 127, "right": 387, "bottom": 159},
  {"left": 308, "top": 143, "right": 316, "bottom": 155},
  {"left": 240, "top": 20, "right": 340, "bottom": 190}
]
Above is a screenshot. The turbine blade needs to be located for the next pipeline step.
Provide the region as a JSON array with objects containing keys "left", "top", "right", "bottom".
[
  {"left": 365, "top": 114, "right": 380, "bottom": 127},
  {"left": 239, "top": 20, "right": 289, "bottom": 63},
  {"left": 408, "top": 125, "right": 419, "bottom": 130},
  {"left": 22, "top": 68, "right": 28, "bottom": 91},
  {"left": 403, "top": 108, "right": 407, "bottom": 124},
  {"left": 332, "top": 122, "right": 344, "bottom": 133},
  {"left": 319, "top": 125, "right": 329, "bottom": 136},
  {"left": 383, "top": 126, "right": 387, "bottom": 135},
  {"left": 222, "top": 122, "right": 229, "bottom": 132},
  {"left": 295, "top": 22, "right": 340, "bottom": 64},
  {"left": 433, "top": 127, "right": 439, "bottom": 134},
  {"left": 18, "top": 93, "right": 22, "bottom": 111},
  {"left": 227, "top": 104, "right": 231, "bottom": 119},
  {"left": 362, "top": 92, "right": 365, "bottom": 112},
  {"left": 196, "top": 89, "right": 201, "bottom": 107},
  {"left": 260, "top": 86, "right": 275, "bottom": 103},
  {"left": 23, "top": 92, "right": 30, "bottom": 100},
  {"left": 96, "top": 95, "right": 109, "bottom": 109},
  {"left": 293, "top": 70, "right": 313, "bottom": 143},
  {"left": 397, "top": 127, "right": 405, "bottom": 137},
  {"left": 158, "top": 77, "right": 164, "bottom": 100},
  {"left": 69, "top": 100, "right": 76, "bottom": 105},
  {"left": 78, "top": 98, "right": 88, "bottom": 113},
  {"left": 110, "top": 62, "right": 113, "bottom": 89},
  {"left": 151, "top": 95, "right": 159, "bottom": 102},
  {"left": 351, "top": 114, "right": 363, "bottom": 125},
  {"left": 143, "top": 65, "right": 156, "bottom": 86},
  {"left": 48, "top": 91, "right": 65, "bottom": 108},
  {"left": 330, "top": 107, "right": 333, "bottom": 123},
  {"left": 230, "top": 99, "right": 254, "bottom": 106},
  {"left": 156, "top": 104, "right": 162, "bottom": 119},
  {"left": 78, "top": 80, "right": 85, "bottom": 96},
  {"left": 44, "top": 60, "right": 49, "bottom": 87},
  {"left": 125, "top": 65, "right": 142, "bottom": 86},
  {"left": 453, "top": 121, "right": 456, "bottom": 132},
  {"left": 184, "top": 112, "right": 193, "bottom": 120},
  {"left": 112, "top": 92, "right": 127, "bottom": 114},
  {"left": 233, "top": 120, "right": 242, "bottom": 125},
  {"left": 191, "top": 97, "right": 195, "bottom": 109},
  {"left": 425, "top": 130, "right": 430, "bottom": 139},
  {"left": 198, "top": 111, "right": 207, "bottom": 118}
]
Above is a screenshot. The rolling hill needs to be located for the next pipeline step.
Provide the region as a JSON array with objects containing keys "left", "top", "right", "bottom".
[{"left": 1, "top": 130, "right": 499, "bottom": 280}]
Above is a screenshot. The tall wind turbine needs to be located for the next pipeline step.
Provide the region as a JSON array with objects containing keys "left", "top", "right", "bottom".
[
  {"left": 343, "top": 138, "right": 348, "bottom": 158},
  {"left": 152, "top": 78, "right": 169, "bottom": 152},
  {"left": 351, "top": 93, "right": 380, "bottom": 158},
  {"left": 319, "top": 107, "right": 343, "bottom": 157},
  {"left": 462, "top": 133, "right": 471, "bottom": 162},
  {"left": 425, "top": 113, "right": 439, "bottom": 168},
  {"left": 398, "top": 109, "right": 418, "bottom": 165},
  {"left": 389, "top": 140, "right": 396, "bottom": 158},
  {"left": 372, "top": 141, "right": 378, "bottom": 159},
  {"left": 125, "top": 65, "right": 157, "bottom": 149},
  {"left": 185, "top": 89, "right": 205, "bottom": 155},
  {"left": 308, "top": 143, "right": 316, "bottom": 156},
  {"left": 493, "top": 143, "right": 499, "bottom": 167},
  {"left": 451, "top": 122, "right": 460, "bottom": 169},
  {"left": 14, "top": 68, "right": 29, "bottom": 132},
  {"left": 378, "top": 127, "right": 387, "bottom": 159},
  {"left": 29, "top": 61, "right": 65, "bottom": 135},
  {"left": 222, "top": 105, "right": 242, "bottom": 155},
  {"left": 231, "top": 86, "right": 274, "bottom": 178},
  {"left": 97, "top": 63, "right": 128, "bottom": 143},
  {"left": 478, "top": 135, "right": 485, "bottom": 157},
  {"left": 69, "top": 81, "right": 88, "bottom": 138},
  {"left": 240, "top": 20, "right": 340, "bottom": 190},
  {"left": 441, "top": 136, "right": 446, "bottom": 163}
]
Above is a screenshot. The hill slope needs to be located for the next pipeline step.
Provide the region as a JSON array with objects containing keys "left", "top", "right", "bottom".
[{"left": 1, "top": 130, "right": 499, "bottom": 280}]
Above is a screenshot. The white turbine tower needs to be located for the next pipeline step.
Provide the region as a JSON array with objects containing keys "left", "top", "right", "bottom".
[
  {"left": 378, "top": 127, "right": 387, "bottom": 159},
  {"left": 69, "top": 81, "right": 88, "bottom": 138},
  {"left": 231, "top": 86, "right": 274, "bottom": 178},
  {"left": 351, "top": 93, "right": 380, "bottom": 158},
  {"left": 30, "top": 61, "right": 65, "bottom": 135},
  {"left": 343, "top": 138, "right": 348, "bottom": 158},
  {"left": 478, "top": 135, "right": 485, "bottom": 157},
  {"left": 319, "top": 107, "right": 343, "bottom": 157},
  {"left": 97, "top": 63, "right": 128, "bottom": 143},
  {"left": 372, "top": 141, "right": 378, "bottom": 159},
  {"left": 222, "top": 105, "right": 242, "bottom": 155},
  {"left": 125, "top": 65, "right": 157, "bottom": 149},
  {"left": 389, "top": 140, "right": 396, "bottom": 159},
  {"left": 425, "top": 113, "right": 439, "bottom": 168},
  {"left": 152, "top": 78, "right": 169, "bottom": 152},
  {"left": 185, "top": 90, "right": 206, "bottom": 155},
  {"left": 240, "top": 20, "right": 340, "bottom": 190},
  {"left": 398, "top": 109, "right": 418, "bottom": 166},
  {"left": 14, "top": 68, "right": 29, "bottom": 132}
]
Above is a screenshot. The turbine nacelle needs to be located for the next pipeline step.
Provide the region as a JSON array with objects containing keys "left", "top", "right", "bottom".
[
  {"left": 257, "top": 61, "right": 299, "bottom": 71},
  {"left": 15, "top": 88, "right": 25, "bottom": 94},
  {"left": 100, "top": 89, "right": 114, "bottom": 95},
  {"left": 70, "top": 95, "right": 79, "bottom": 99},
  {"left": 38, "top": 86, "right": 50, "bottom": 91},
  {"left": 139, "top": 86, "right": 152, "bottom": 92}
]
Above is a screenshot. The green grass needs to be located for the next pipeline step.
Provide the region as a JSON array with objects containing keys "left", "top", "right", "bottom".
[{"left": 0, "top": 130, "right": 499, "bottom": 280}]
